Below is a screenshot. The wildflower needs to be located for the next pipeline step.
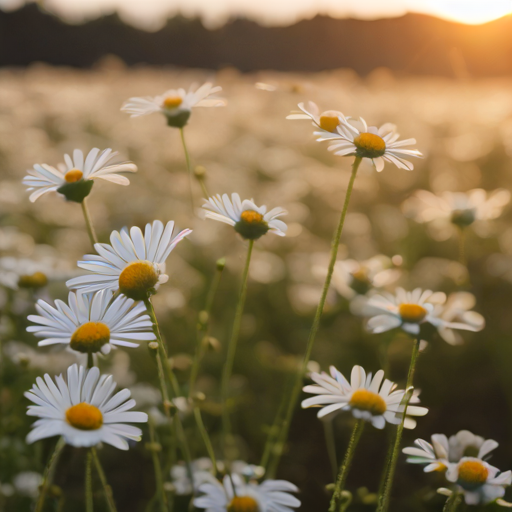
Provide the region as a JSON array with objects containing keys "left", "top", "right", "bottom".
[
  {"left": 121, "top": 82, "right": 225, "bottom": 128},
  {"left": 25, "top": 364, "right": 148, "bottom": 449},
  {"left": 66, "top": 220, "right": 191, "bottom": 300},
  {"left": 28, "top": 290, "right": 156, "bottom": 356},
  {"left": 302, "top": 365, "right": 427, "bottom": 429},
  {"left": 22, "top": 148, "right": 137, "bottom": 203},
  {"left": 286, "top": 101, "right": 343, "bottom": 135},
  {"left": 318, "top": 115, "right": 422, "bottom": 171},
  {"left": 202, "top": 193, "right": 287, "bottom": 240},
  {"left": 194, "top": 474, "right": 300, "bottom": 512}
]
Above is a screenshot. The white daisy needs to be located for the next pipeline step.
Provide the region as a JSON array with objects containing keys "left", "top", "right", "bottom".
[
  {"left": 202, "top": 193, "right": 287, "bottom": 240},
  {"left": 22, "top": 148, "right": 137, "bottom": 203},
  {"left": 25, "top": 364, "right": 148, "bottom": 449},
  {"left": 194, "top": 474, "right": 300, "bottom": 512},
  {"left": 448, "top": 430, "right": 499, "bottom": 462},
  {"left": 445, "top": 457, "right": 512, "bottom": 506},
  {"left": 316, "top": 114, "right": 422, "bottom": 171},
  {"left": 27, "top": 289, "right": 156, "bottom": 356},
  {"left": 66, "top": 220, "right": 192, "bottom": 300},
  {"left": 403, "top": 189, "right": 510, "bottom": 233},
  {"left": 302, "top": 365, "right": 428, "bottom": 430},
  {"left": 121, "top": 82, "right": 226, "bottom": 128},
  {"left": 286, "top": 101, "right": 343, "bottom": 136},
  {"left": 358, "top": 287, "right": 484, "bottom": 339}
]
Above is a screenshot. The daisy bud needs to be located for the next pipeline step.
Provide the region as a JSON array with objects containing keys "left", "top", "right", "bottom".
[{"left": 57, "top": 178, "right": 94, "bottom": 203}]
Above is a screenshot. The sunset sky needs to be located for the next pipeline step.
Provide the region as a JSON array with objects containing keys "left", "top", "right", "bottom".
[{"left": 1, "top": 0, "right": 512, "bottom": 29}]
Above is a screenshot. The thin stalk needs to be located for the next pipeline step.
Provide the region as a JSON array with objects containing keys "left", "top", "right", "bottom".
[
  {"left": 35, "top": 437, "right": 66, "bottom": 512},
  {"left": 266, "top": 156, "right": 362, "bottom": 477},
  {"left": 81, "top": 198, "right": 98, "bottom": 247},
  {"left": 323, "top": 419, "right": 338, "bottom": 482},
  {"left": 148, "top": 419, "right": 167, "bottom": 512},
  {"left": 458, "top": 227, "right": 466, "bottom": 267},
  {"left": 194, "top": 406, "right": 218, "bottom": 474},
  {"left": 86, "top": 450, "right": 94, "bottom": 512},
  {"left": 197, "top": 176, "right": 209, "bottom": 199},
  {"left": 443, "top": 491, "right": 462, "bottom": 512},
  {"left": 91, "top": 447, "right": 118, "bottom": 512},
  {"left": 221, "top": 240, "right": 254, "bottom": 455},
  {"left": 179, "top": 127, "right": 195, "bottom": 211},
  {"left": 87, "top": 352, "right": 94, "bottom": 369},
  {"left": 329, "top": 420, "right": 365, "bottom": 512},
  {"left": 376, "top": 337, "right": 421, "bottom": 512}
]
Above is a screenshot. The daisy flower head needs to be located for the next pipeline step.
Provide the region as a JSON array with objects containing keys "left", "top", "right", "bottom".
[
  {"left": 27, "top": 289, "right": 156, "bottom": 356},
  {"left": 25, "top": 364, "right": 148, "bottom": 449},
  {"left": 121, "top": 82, "right": 226, "bottom": 128},
  {"left": 318, "top": 114, "right": 422, "bottom": 172},
  {"left": 22, "top": 148, "right": 137, "bottom": 203},
  {"left": 286, "top": 101, "right": 343, "bottom": 136},
  {"left": 66, "top": 220, "right": 192, "bottom": 300},
  {"left": 202, "top": 193, "right": 287, "bottom": 240},
  {"left": 302, "top": 365, "right": 428, "bottom": 429},
  {"left": 194, "top": 474, "right": 300, "bottom": 512}
]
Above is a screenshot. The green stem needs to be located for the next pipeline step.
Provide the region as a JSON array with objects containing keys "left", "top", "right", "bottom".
[
  {"left": 91, "top": 448, "right": 118, "bottom": 512},
  {"left": 197, "top": 177, "right": 209, "bottom": 199},
  {"left": 86, "top": 450, "right": 93, "bottom": 512},
  {"left": 265, "top": 156, "right": 362, "bottom": 477},
  {"left": 443, "top": 491, "right": 462, "bottom": 512},
  {"left": 458, "top": 227, "right": 466, "bottom": 267},
  {"left": 194, "top": 406, "right": 218, "bottom": 475},
  {"left": 81, "top": 198, "right": 98, "bottom": 247},
  {"left": 376, "top": 337, "right": 421, "bottom": 512},
  {"left": 87, "top": 352, "right": 94, "bottom": 369},
  {"left": 179, "top": 127, "right": 195, "bottom": 211},
  {"left": 323, "top": 418, "right": 338, "bottom": 482},
  {"left": 221, "top": 240, "right": 254, "bottom": 457},
  {"left": 148, "top": 419, "right": 167, "bottom": 512},
  {"left": 35, "top": 437, "right": 66, "bottom": 512},
  {"left": 329, "top": 420, "right": 365, "bottom": 512}
]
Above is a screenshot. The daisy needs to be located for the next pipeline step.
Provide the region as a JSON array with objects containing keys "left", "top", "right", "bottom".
[
  {"left": 66, "top": 220, "right": 192, "bottom": 300},
  {"left": 317, "top": 114, "right": 422, "bottom": 172},
  {"left": 302, "top": 365, "right": 428, "bottom": 429},
  {"left": 25, "top": 364, "right": 148, "bottom": 449},
  {"left": 22, "top": 148, "right": 137, "bottom": 203},
  {"left": 194, "top": 474, "right": 300, "bottom": 512},
  {"left": 121, "top": 82, "right": 226, "bottom": 128},
  {"left": 286, "top": 101, "right": 344, "bottom": 135},
  {"left": 27, "top": 289, "right": 156, "bottom": 356},
  {"left": 358, "top": 287, "right": 484, "bottom": 339},
  {"left": 403, "top": 189, "right": 510, "bottom": 233},
  {"left": 445, "top": 457, "right": 512, "bottom": 506},
  {"left": 202, "top": 193, "right": 287, "bottom": 240}
]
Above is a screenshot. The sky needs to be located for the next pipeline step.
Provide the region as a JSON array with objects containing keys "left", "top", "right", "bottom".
[{"left": 1, "top": 0, "right": 512, "bottom": 29}]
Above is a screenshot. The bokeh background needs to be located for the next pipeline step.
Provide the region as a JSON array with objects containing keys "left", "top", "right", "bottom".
[{"left": 2, "top": 1, "right": 512, "bottom": 511}]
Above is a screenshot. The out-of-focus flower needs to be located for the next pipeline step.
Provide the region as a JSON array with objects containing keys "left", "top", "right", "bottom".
[
  {"left": 12, "top": 472, "right": 42, "bottom": 498},
  {"left": 302, "top": 365, "right": 427, "bottom": 429},
  {"left": 403, "top": 189, "right": 510, "bottom": 236},
  {"left": 27, "top": 290, "right": 155, "bottom": 356},
  {"left": 318, "top": 115, "right": 422, "bottom": 171},
  {"left": 22, "top": 148, "right": 137, "bottom": 203},
  {"left": 286, "top": 101, "right": 343, "bottom": 136},
  {"left": 66, "top": 220, "right": 191, "bottom": 300},
  {"left": 357, "top": 288, "right": 484, "bottom": 340},
  {"left": 25, "top": 364, "right": 148, "bottom": 449},
  {"left": 202, "top": 193, "right": 287, "bottom": 240},
  {"left": 121, "top": 82, "right": 225, "bottom": 128},
  {"left": 194, "top": 474, "right": 300, "bottom": 512}
]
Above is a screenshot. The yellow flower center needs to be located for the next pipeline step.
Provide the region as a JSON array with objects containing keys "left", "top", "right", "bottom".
[
  {"left": 353, "top": 132, "right": 386, "bottom": 158},
  {"left": 70, "top": 322, "right": 110, "bottom": 353},
  {"left": 119, "top": 261, "right": 159, "bottom": 301},
  {"left": 227, "top": 496, "right": 259, "bottom": 512},
  {"left": 17, "top": 271, "right": 48, "bottom": 289},
  {"left": 163, "top": 96, "right": 183, "bottom": 109},
  {"left": 240, "top": 210, "right": 264, "bottom": 224},
  {"left": 458, "top": 460, "right": 489, "bottom": 489},
  {"left": 399, "top": 303, "right": 428, "bottom": 323},
  {"left": 349, "top": 389, "right": 387, "bottom": 416},
  {"left": 66, "top": 402, "right": 103, "bottom": 430},
  {"left": 65, "top": 169, "right": 83, "bottom": 183},
  {"left": 319, "top": 111, "right": 340, "bottom": 132}
]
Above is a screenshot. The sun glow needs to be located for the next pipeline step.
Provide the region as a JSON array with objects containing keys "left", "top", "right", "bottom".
[{"left": 422, "top": 0, "right": 512, "bottom": 25}]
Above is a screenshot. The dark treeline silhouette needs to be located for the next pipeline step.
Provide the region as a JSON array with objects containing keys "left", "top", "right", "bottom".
[{"left": 2, "top": 4, "right": 512, "bottom": 76}]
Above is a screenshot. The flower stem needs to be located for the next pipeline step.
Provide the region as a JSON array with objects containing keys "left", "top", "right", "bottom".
[
  {"left": 179, "top": 127, "right": 195, "bottom": 211},
  {"left": 194, "top": 406, "right": 218, "bottom": 475},
  {"left": 265, "top": 156, "right": 362, "bottom": 477},
  {"left": 148, "top": 419, "right": 167, "bottom": 512},
  {"left": 81, "top": 198, "right": 98, "bottom": 247},
  {"left": 443, "top": 491, "right": 462, "bottom": 512},
  {"left": 87, "top": 352, "right": 94, "bottom": 369},
  {"left": 85, "top": 450, "right": 94, "bottom": 512},
  {"left": 35, "top": 437, "right": 65, "bottom": 512},
  {"left": 458, "top": 227, "right": 466, "bottom": 267},
  {"left": 221, "top": 240, "right": 254, "bottom": 457},
  {"left": 323, "top": 418, "right": 338, "bottom": 482},
  {"left": 329, "top": 420, "right": 365, "bottom": 512},
  {"left": 376, "top": 337, "right": 421, "bottom": 512},
  {"left": 91, "top": 447, "right": 118, "bottom": 512}
]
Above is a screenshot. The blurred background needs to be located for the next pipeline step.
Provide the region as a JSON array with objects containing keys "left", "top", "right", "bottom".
[{"left": 2, "top": 1, "right": 512, "bottom": 511}]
